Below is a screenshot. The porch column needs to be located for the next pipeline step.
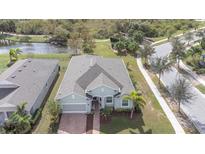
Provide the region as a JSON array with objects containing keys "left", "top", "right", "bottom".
[{"left": 4, "top": 112, "right": 8, "bottom": 120}]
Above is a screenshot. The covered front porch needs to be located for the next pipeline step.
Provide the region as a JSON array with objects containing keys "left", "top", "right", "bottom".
[{"left": 91, "top": 95, "right": 114, "bottom": 110}]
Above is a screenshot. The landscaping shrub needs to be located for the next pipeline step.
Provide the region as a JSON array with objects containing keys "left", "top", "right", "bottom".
[
  {"left": 195, "top": 68, "right": 205, "bottom": 74},
  {"left": 30, "top": 108, "right": 42, "bottom": 126},
  {"left": 115, "top": 108, "right": 131, "bottom": 113},
  {"left": 100, "top": 107, "right": 113, "bottom": 121}
]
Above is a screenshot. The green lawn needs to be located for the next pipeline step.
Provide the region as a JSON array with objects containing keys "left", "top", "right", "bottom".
[
  {"left": 0, "top": 40, "right": 175, "bottom": 134},
  {"left": 0, "top": 53, "right": 70, "bottom": 133},
  {"left": 93, "top": 41, "right": 175, "bottom": 134},
  {"left": 0, "top": 54, "right": 9, "bottom": 74},
  {"left": 195, "top": 84, "right": 205, "bottom": 94},
  {"left": 5, "top": 35, "right": 49, "bottom": 43}
]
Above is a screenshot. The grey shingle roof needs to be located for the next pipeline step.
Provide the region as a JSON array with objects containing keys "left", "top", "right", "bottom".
[
  {"left": 56, "top": 55, "right": 135, "bottom": 100},
  {"left": 0, "top": 59, "right": 59, "bottom": 112}
]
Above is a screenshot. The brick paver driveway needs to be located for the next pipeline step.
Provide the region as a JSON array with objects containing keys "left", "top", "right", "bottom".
[{"left": 58, "top": 114, "right": 87, "bottom": 134}]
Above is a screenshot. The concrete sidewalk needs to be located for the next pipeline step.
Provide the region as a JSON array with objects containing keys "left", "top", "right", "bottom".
[{"left": 136, "top": 58, "right": 185, "bottom": 134}]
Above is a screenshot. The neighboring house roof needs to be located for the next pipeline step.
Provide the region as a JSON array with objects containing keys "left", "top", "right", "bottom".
[
  {"left": 0, "top": 59, "right": 59, "bottom": 112},
  {"left": 56, "top": 55, "right": 135, "bottom": 100}
]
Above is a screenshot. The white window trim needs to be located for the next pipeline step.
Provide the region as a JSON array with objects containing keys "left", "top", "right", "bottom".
[{"left": 121, "top": 99, "right": 129, "bottom": 108}]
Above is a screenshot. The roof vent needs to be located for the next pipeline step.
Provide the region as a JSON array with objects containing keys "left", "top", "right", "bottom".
[
  {"left": 33, "top": 70, "right": 36, "bottom": 72},
  {"left": 18, "top": 69, "right": 22, "bottom": 72},
  {"left": 23, "top": 65, "right": 27, "bottom": 68},
  {"left": 28, "top": 59, "right": 32, "bottom": 63},
  {"left": 11, "top": 75, "right": 16, "bottom": 78}
]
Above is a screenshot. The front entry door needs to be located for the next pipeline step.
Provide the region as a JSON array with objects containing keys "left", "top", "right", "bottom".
[{"left": 92, "top": 96, "right": 102, "bottom": 109}]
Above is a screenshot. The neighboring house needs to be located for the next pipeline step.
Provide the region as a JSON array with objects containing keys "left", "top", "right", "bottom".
[
  {"left": 0, "top": 59, "right": 59, "bottom": 124},
  {"left": 55, "top": 55, "right": 135, "bottom": 113}
]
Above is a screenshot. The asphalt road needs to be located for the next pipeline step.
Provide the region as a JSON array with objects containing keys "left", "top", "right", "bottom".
[{"left": 152, "top": 32, "right": 205, "bottom": 133}]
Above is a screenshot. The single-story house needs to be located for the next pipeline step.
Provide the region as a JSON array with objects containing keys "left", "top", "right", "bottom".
[
  {"left": 55, "top": 55, "right": 135, "bottom": 113},
  {"left": 0, "top": 59, "right": 59, "bottom": 124}
]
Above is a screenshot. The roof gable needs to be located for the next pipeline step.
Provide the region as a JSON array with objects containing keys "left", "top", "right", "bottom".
[
  {"left": 76, "top": 63, "right": 122, "bottom": 90},
  {"left": 86, "top": 73, "right": 120, "bottom": 90},
  {"left": 0, "top": 80, "right": 19, "bottom": 89}
]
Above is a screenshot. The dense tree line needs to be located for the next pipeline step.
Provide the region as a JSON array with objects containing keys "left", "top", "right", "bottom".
[{"left": 0, "top": 19, "right": 202, "bottom": 48}]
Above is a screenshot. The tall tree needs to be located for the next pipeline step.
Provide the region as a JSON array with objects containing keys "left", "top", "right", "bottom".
[
  {"left": 166, "top": 27, "right": 176, "bottom": 40},
  {"left": 170, "top": 78, "right": 194, "bottom": 112},
  {"left": 140, "top": 44, "right": 155, "bottom": 65},
  {"left": 49, "top": 26, "right": 69, "bottom": 46},
  {"left": 126, "top": 38, "right": 139, "bottom": 55},
  {"left": 115, "top": 40, "right": 127, "bottom": 54},
  {"left": 170, "top": 37, "right": 186, "bottom": 70},
  {"left": 124, "top": 90, "right": 146, "bottom": 119},
  {"left": 81, "top": 27, "right": 96, "bottom": 54},
  {"left": 151, "top": 56, "right": 173, "bottom": 87},
  {"left": 68, "top": 32, "right": 82, "bottom": 54},
  {"left": 132, "top": 30, "right": 144, "bottom": 44},
  {"left": 185, "top": 32, "right": 193, "bottom": 45}
]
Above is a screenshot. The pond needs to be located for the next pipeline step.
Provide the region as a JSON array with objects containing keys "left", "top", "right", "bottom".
[{"left": 0, "top": 42, "right": 72, "bottom": 54}]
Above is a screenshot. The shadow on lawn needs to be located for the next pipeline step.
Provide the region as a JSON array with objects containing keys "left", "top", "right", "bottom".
[{"left": 100, "top": 112, "right": 152, "bottom": 134}]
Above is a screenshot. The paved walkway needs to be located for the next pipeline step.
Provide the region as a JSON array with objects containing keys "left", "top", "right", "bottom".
[
  {"left": 136, "top": 58, "right": 185, "bottom": 134},
  {"left": 92, "top": 103, "right": 100, "bottom": 134},
  {"left": 58, "top": 114, "right": 87, "bottom": 134}
]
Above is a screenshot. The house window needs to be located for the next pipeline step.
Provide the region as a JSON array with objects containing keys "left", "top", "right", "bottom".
[
  {"left": 106, "top": 96, "right": 113, "bottom": 103},
  {"left": 122, "top": 99, "right": 129, "bottom": 107}
]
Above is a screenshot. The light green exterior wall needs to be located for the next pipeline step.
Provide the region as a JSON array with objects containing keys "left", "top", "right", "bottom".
[
  {"left": 59, "top": 86, "right": 133, "bottom": 113},
  {"left": 59, "top": 93, "right": 91, "bottom": 113},
  {"left": 88, "top": 85, "right": 117, "bottom": 97}
]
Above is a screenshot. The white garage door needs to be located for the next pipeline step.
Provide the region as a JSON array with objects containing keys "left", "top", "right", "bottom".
[{"left": 62, "top": 103, "right": 87, "bottom": 113}]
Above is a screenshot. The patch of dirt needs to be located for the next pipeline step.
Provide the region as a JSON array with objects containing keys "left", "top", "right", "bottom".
[{"left": 167, "top": 101, "right": 198, "bottom": 134}]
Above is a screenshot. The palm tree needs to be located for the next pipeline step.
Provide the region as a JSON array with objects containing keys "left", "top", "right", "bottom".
[
  {"left": 124, "top": 90, "right": 146, "bottom": 119},
  {"left": 170, "top": 78, "right": 194, "bottom": 112},
  {"left": 185, "top": 32, "right": 193, "bottom": 46},
  {"left": 68, "top": 32, "right": 82, "bottom": 55},
  {"left": 140, "top": 44, "right": 155, "bottom": 65},
  {"left": 170, "top": 37, "right": 186, "bottom": 70},
  {"left": 188, "top": 46, "right": 202, "bottom": 63},
  {"left": 3, "top": 102, "right": 31, "bottom": 134},
  {"left": 9, "top": 48, "right": 22, "bottom": 62},
  {"left": 151, "top": 56, "right": 173, "bottom": 87}
]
